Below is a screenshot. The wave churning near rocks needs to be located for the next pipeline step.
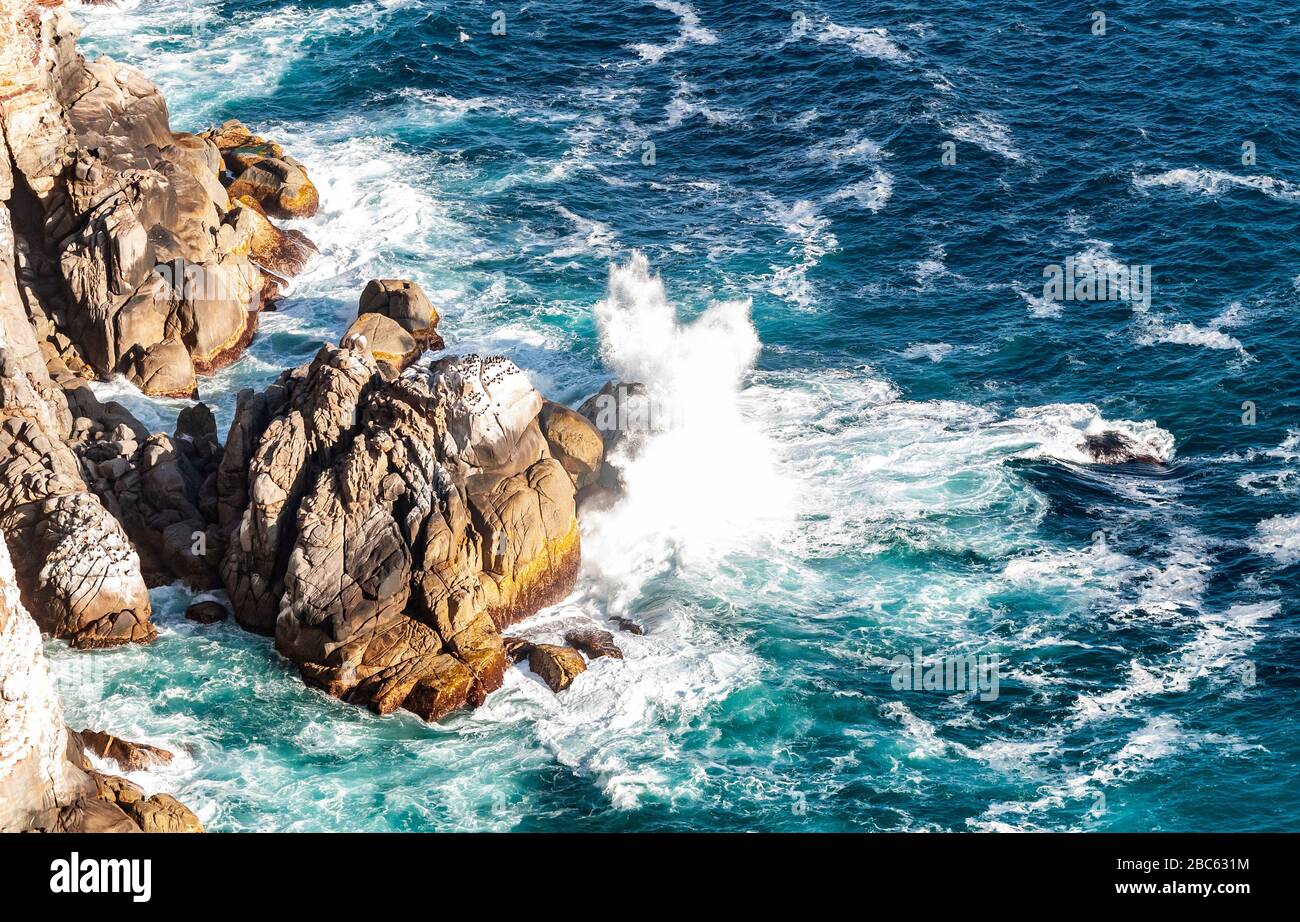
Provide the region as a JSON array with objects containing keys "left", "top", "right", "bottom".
[{"left": 584, "top": 251, "right": 794, "bottom": 612}]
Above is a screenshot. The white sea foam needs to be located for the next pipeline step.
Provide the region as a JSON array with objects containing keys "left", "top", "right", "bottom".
[
  {"left": 1252, "top": 513, "right": 1300, "bottom": 565},
  {"left": 1133, "top": 300, "right": 1251, "bottom": 357},
  {"left": 629, "top": 1, "right": 718, "bottom": 65},
  {"left": 1016, "top": 283, "right": 1061, "bottom": 318},
  {"left": 661, "top": 78, "right": 743, "bottom": 129},
  {"left": 73, "top": 0, "right": 405, "bottom": 130},
  {"left": 826, "top": 169, "right": 894, "bottom": 212},
  {"left": 912, "top": 244, "right": 948, "bottom": 288},
  {"left": 805, "top": 131, "right": 887, "bottom": 167},
  {"left": 758, "top": 195, "right": 839, "bottom": 309},
  {"left": 946, "top": 112, "right": 1024, "bottom": 163},
  {"left": 991, "top": 403, "right": 1177, "bottom": 466},
  {"left": 900, "top": 342, "right": 954, "bottom": 362},
  {"left": 1135, "top": 318, "right": 1247, "bottom": 355},
  {"left": 1133, "top": 168, "right": 1300, "bottom": 202},
  {"left": 804, "top": 18, "right": 912, "bottom": 64}
]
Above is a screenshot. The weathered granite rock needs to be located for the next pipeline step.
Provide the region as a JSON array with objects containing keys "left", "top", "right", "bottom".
[
  {"left": 501, "top": 635, "right": 534, "bottom": 663},
  {"left": 0, "top": 528, "right": 97, "bottom": 830},
  {"left": 343, "top": 312, "right": 420, "bottom": 375},
  {"left": 0, "top": 5, "right": 314, "bottom": 391},
  {"left": 220, "top": 344, "right": 582, "bottom": 719},
  {"left": 88, "top": 771, "right": 203, "bottom": 833},
  {"left": 205, "top": 119, "right": 320, "bottom": 219},
  {"left": 0, "top": 349, "right": 154, "bottom": 646},
  {"left": 528, "top": 643, "right": 586, "bottom": 692},
  {"left": 78, "top": 728, "right": 174, "bottom": 772},
  {"left": 123, "top": 337, "right": 197, "bottom": 398},
  {"left": 124, "top": 792, "right": 203, "bottom": 833},
  {"left": 0, "top": 516, "right": 198, "bottom": 832},
  {"left": 72, "top": 398, "right": 223, "bottom": 590},
  {"left": 233, "top": 194, "right": 316, "bottom": 303},
  {"left": 540, "top": 400, "right": 604, "bottom": 490},
  {"left": 359, "top": 278, "right": 443, "bottom": 348}
]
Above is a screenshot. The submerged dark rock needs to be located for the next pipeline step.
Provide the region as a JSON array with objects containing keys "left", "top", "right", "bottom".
[{"left": 1083, "top": 430, "right": 1164, "bottom": 466}]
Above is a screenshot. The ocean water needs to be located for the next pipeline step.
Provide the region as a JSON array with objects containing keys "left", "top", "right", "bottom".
[{"left": 45, "top": 0, "right": 1300, "bottom": 831}]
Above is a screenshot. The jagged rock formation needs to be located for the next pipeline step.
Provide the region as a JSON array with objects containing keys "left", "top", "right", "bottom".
[
  {"left": 72, "top": 397, "right": 224, "bottom": 589},
  {"left": 0, "top": 345, "right": 154, "bottom": 645},
  {"left": 219, "top": 343, "right": 584, "bottom": 719},
  {"left": 78, "top": 727, "right": 173, "bottom": 772},
  {"left": 202, "top": 119, "right": 319, "bottom": 220},
  {"left": 0, "top": 525, "right": 95, "bottom": 829},
  {"left": 0, "top": 3, "right": 315, "bottom": 394}
]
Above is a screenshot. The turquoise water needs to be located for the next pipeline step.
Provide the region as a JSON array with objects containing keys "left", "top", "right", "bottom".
[{"left": 47, "top": 0, "right": 1300, "bottom": 831}]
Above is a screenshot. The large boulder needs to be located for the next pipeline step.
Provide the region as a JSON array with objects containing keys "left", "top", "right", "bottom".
[
  {"left": 123, "top": 337, "right": 197, "bottom": 398},
  {"left": 78, "top": 728, "right": 174, "bottom": 772},
  {"left": 220, "top": 344, "right": 581, "bottom": 720},
  {"left": 539, "top": 400, "right": 604, "bottom": 490},
  {"left": 359, "top": 278, "right": 443, "bottom": 348},
  {"left": 528, "top": 643, "right": 586, "bottom": 692},
  {"left": 205, "top": 119, "right": 320, "bottom": 219},
  {"left": 343, "top": 312, "right": 420, "bottom": 375}
]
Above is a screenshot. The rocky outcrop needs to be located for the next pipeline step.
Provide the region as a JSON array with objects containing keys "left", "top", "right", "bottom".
[
  {"left": 0, "top": 525, "right": 196, "bottom": 832},
  {"left": 540, "top": 400, "right": 604, "bottom": 490},
  {"left": 0, "top": 348, "right": 154, "bottom": 646},
  {"left": 1084, "top": 431, "right": 1164, "bottom": 466},
  {"left": 219, "top": 344, "right": 582, "bottom": 720},
  {"left": 359, "top": 278, "right": 444, "bottom": 349},
  {"left": 527, "top": 643, "right": 586, "bottom": 692},
  {"left": 564, "top": 627, "right": 623, "bottom": 660},
  {"left": 0, "top": 4, "right": 316, "bottom": 391},
  {"left": 71, "top": 396, "right": 224, "bottom": 590},
  {"left": 0, "top": 527, "right": 96, "bottom": 830},
  {"left": 204, "top": 119, "right": 320, "bottom": 220}
]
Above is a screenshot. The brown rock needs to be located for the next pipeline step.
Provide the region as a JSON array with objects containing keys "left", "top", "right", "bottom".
[
  {"left": 124, "top": 337, "right": 197, "bottom": 398},
  {"left": 226, "top": 155, "right": 320, "bottom": 219},
  {"left": 220, "top": 347, "right": 580, "bottom": 720},
  {"left": 528, "top": 644, "right": 586, "bottom": 692},
  {"left": 342, "top": 313, "right": 421, "bottom": 374},
  {"left": 234, "top": 194, "right": 317, "bottom": 281},
  {"left": 125, "top": 793, "right": 203, "bottom": 833},
  {"left": 501, "top": 635, "right": 534, "bottom": 664},
  {"left": 359, "top": 278, "right": 443, "bottom": 347},
  {"left": 79, "top": 729, "right": 174, "bottom": 772},
  {"left": 540, "top": 401, "right": 605, "bottom": 490}
]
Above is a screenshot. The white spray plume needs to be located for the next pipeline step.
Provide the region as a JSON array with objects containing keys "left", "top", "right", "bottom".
[{"left": 583, "top": 252, "right": 793, "bottom": 613}]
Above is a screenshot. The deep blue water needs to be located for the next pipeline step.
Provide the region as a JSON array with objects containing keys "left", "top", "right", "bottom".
[{"left": 47, "top": 0, "right": 1300, "bottom": 831}]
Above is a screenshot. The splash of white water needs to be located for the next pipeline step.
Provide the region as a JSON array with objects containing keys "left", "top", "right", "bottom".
[{"left": 581, "top": 252, "right": 794, "bottom": 613}]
